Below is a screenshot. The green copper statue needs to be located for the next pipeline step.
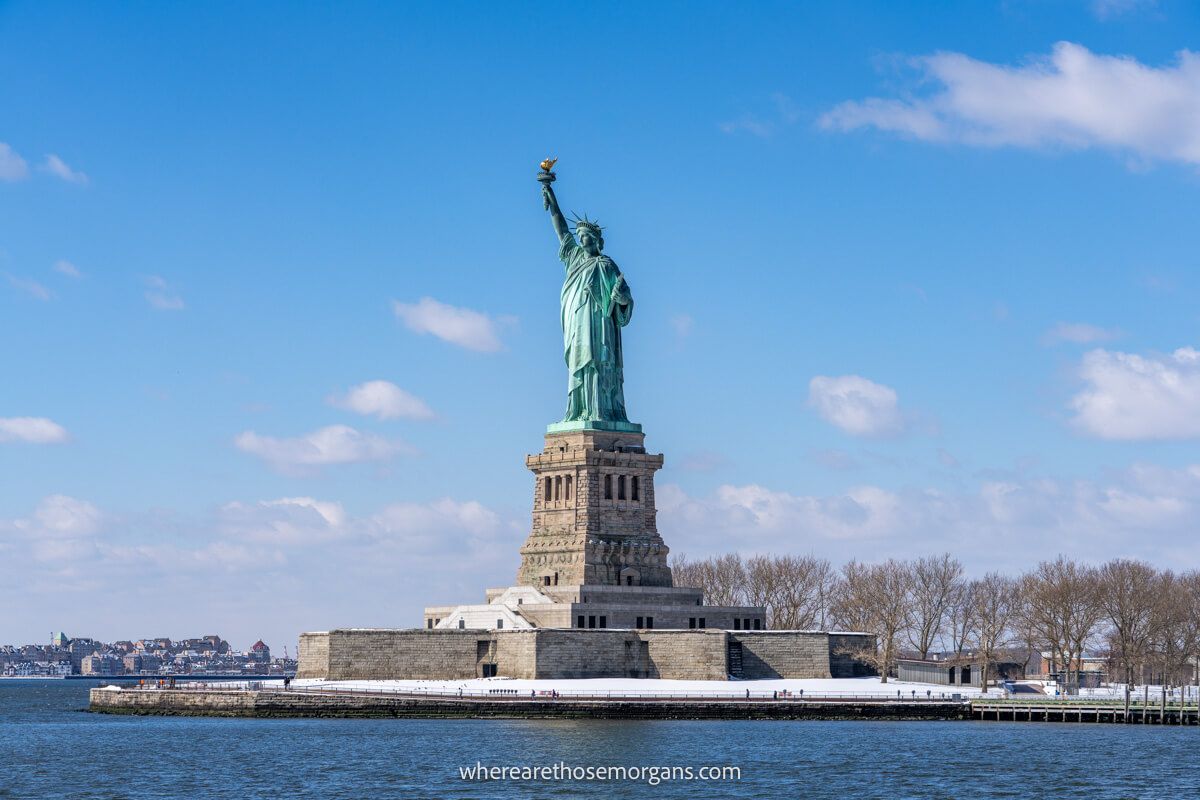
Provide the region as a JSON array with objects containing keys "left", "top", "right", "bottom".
[{"left": 538, "top": 159, "right": 639, "bottom": 432}]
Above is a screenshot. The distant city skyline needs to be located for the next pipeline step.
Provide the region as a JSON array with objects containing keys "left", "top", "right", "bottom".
[{"left": 4, "top": 1, "right": 1200, "bottom": 650}]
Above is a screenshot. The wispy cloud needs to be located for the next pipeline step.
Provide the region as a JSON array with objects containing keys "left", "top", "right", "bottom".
[
  {"left": 328, "top": 380, "right": 435, "bottom": 421},
  {"left": 53, "top": 259, "right": 83, "bottom": 279},
  {"left": 1070, "top": 346, "right": 1200, "bottom": 440},
  {"left": 234, "top": 424, "right": 411, "bottom": 474},
  {"left": 41, "top": 154, "right": 88, "bottom": 185},
  {"left": 670, "top": 313, "right": 694, "bottom": 340},
  {"left": 393, "top": 296, "right": 504, "bottom": 352},
  {"left": 1091, "top": 0, "right": 1157, "bottom": 21},
  {"left": 1042, "top": 321, "right": 1121, "bottom": 346},
  {"left": 720, "top": 92, "right": 802, "bottom": 138},
  {"left": 0, "top": 417, "right": 70, "bottom": 444},
  {"left": 808, "top": 375, "right": 905, "bottom": 437},
  {"left": 0, "top": 142, "right": 29, "bottom": 181},
  {"left": 144, "top": 275, "right": 184, "bottom": 311},
  {"left": 821, "top": 42, "right": 1200, "bottom": 168},
  {"left": 5, "top": 273, "right": 53, "bottom": 301}
]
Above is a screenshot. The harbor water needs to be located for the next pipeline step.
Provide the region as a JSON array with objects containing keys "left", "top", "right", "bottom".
[{"left": 2, "top": 679, "right": 1198, "bottom": 798}]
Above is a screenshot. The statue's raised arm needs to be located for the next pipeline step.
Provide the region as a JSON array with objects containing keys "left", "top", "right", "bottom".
[
  {"left": 534, "top": 157, "right": 636, "bottom": 430},
  {"left": 537, "top": 158, "right": 572, "bottom": 244}
]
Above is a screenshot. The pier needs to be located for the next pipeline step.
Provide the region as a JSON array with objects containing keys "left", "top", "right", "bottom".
[{"left": 971, "top": 698, "right": 1200, "bottom": 725}]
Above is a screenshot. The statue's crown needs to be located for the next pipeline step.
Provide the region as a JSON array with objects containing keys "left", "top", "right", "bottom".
[{"left": 571, "top": 213, "right": 603, "bottom": 235}]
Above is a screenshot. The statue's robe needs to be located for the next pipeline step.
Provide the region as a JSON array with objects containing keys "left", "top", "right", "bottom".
[{"left": 558, "top": 234, "right": 633, "bottom": 422}]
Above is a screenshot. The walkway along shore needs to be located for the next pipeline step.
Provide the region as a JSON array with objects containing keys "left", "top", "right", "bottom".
[{"left": 88, "top": 685, "right": 1200, "bottom": 723}]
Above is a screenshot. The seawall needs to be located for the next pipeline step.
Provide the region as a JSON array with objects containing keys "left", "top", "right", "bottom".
[{"left": 88, "top": 687, "right": 967, "bottom": 721}]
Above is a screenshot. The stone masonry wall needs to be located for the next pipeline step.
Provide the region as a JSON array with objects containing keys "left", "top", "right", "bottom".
[
  {"left": 297, "top": 628, "right": 877, "bottom": 682},
  {"left": 317, "top": 629, "right": 485, "bottom": 681},
  {"left": 642, "top": 631, "right": 727, "bottom": 680},
  {"left": 731, "top": 632, "right": 832, "bottom": 679},
  {"left": 532, "top": 630, "right": 634, "bottom": 679},
  {"left": 828, "top": 633, "right": 878, "bottom": 678},
  {"left": 296, "top": 632, "right": 331, "bottom": 679},
  {"left": 519, "top": 430, "right": 672, "bottom": 588},
  {"left": 494, "top": 631, "right": 538, "bottom": 679}
]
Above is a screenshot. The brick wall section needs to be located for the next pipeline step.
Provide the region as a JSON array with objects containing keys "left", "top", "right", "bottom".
[{"left": 731, "top": 632, "right": 834, "bottom": 679}]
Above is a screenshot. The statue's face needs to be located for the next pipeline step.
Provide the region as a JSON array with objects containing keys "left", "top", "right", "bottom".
[{"left": 578, "top": 227, "right": 601, "bottom": 255}]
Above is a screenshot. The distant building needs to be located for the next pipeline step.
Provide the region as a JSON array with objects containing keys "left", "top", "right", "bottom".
[
  {"left": 897, "top": 653, "right": 1025, "bottom": 688},
  {"left": 249, "top": 640, "right": 270, "bottom": 663},
  {"left": 80, "top": 654, "right": 124, "bottom": 676},
  {"left": 1034, "top": 651, "right": 1106, "bottom": 688}
]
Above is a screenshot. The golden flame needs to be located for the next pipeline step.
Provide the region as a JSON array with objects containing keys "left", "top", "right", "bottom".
[{"left": 540, "top": 157, "right": 558, "bottom": 172}]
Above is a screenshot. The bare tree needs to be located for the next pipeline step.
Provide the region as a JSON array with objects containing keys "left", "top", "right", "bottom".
[
  {"left": 671, "top": 553, "right": 745, "bottom": 607},
  {"left": 1019, "top": 557, "right": 1103, "bottom": 694},
  {"left": 1180, "top": 571, "right": 1200, "bottom": 687},
  {"left": 773, "top": 555, "right": 835, "bottom": 630},
  {"left": 1096, "top": 558, "right": 1159, "bottom": 685},
  {"left": 906, "top": 553, "right": 963, "bottom": 658},
  {"left": 945, "top": 579, "right": 978, "bottom": 658},
  {"left": 743, "top": 555, "right": 780, "bottom": 623},
  {"left": 1147, "top": 571, "right": 1200, "bottom": 687},
  {"left": 969, "top": 572, "right": 1019, "bottom": 690},
  {"left": 831, "top": 559, "right": 912, "bottom": 683}
]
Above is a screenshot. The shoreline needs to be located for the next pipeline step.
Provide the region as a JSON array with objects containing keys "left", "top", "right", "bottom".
[{"left": 88, "top": 686, "right": 969, "bottom": 720}]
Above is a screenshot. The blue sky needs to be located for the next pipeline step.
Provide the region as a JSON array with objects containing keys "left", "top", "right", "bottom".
[{"left": 4, "top": 0, "right": 1200, "bottom": 650}]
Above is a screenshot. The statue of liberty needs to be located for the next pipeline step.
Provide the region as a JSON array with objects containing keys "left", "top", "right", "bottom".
[{"left": 537, "top": 160, "right": 638, "bottom": 432}]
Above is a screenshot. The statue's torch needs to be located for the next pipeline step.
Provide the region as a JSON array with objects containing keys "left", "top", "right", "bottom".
[
  {"left": 538, "top": 158, "right": 558, "bottom": 211},
  {"left": 537, "top": 157, "right": 558, "bottom": 186}
]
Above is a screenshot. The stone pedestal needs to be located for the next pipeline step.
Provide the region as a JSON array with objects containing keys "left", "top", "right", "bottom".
[{"left": 517, "top": 428, "right": 671, "bottom": 588}]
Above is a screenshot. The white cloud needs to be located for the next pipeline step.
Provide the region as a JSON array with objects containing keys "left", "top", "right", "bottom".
[
  {"left": 0, "top": 416, "right": 69, "bottom": 444},
  {"left": 5, "top": 495, "right": 104, "bottom": 569},
  {"left": 1070, "top": 346, "right": 1200, "bottom": 440},
  {"left": 808, "top": 375, "right": 904, "bottom": 437},
  {"left": 1043, "top": 321, "right": 1121, "bottom": 345},
  {"left": 328, "top": 380, "right": 434, "bottom": 421},
  {"left": 27, "top": 495, "right": 102, "bottom": 537},
  {"left": 821, "top": 42, "right": 1200, "bottom": 168},
  {"left": 219, "top": 497, "right": 347, "bottom": 544},
  {"left": 5, "top": 273, "right": 53, "bottom": 301},
  {"left": 144, "top": 275, "right": 184, "bottom": 310},
  {"left": 659, "top": 462, "right": 1200, "bottom": 571},
  {"left": 0, "top": 142, "right": 29, "bottom": 181},
  {"left": 262, "top": 497, "right": 346, "bottom": 527},
  {"left": 373, "top": 498, "right": 500, "bottom": 539},
  {"left": 234, "top": 424, "right": 411, "bottom": 473},
  {"left": 392, "top": 296, "right": 504, "bottom": 352},
  {"left": 41, "top": 154, "right": 89, "bottom": 184},
  {"left": 53, "top": 260, "right": 82, "bottom": 279}
]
